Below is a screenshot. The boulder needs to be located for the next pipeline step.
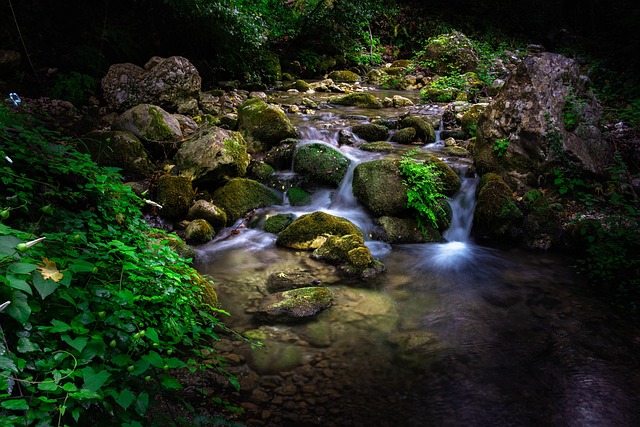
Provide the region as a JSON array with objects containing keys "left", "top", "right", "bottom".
[
  {"left": 266, "top": 271, "right": 321, "bottom": 292},
  {"left": 276, "top": 211, "right": 363, "bottom": 250},
  {"left": 329, "top": 93, "right": 383, "bottom": 109},
  {"left": 390, "top": 127, "right": 417, "bottom": 144},
  {"left": 174, "top": 125, "right": 250, "bottom": 187},
  {"left": 373, "top": 216, "right": 442, "bottom": 243},
  {"left": 473, "top": 173, "right": 523, "bottom": 242},
  {"left": 312, "top": 234, "right": 385, "bottom": 279},
  {"left": 212, "top": 178, "right": 279, "bottom": 224},
  {"left": 360, "top": 142, "right": 395, "bottom": 152},
  {"left": 416, "top": 31, "right": 479, "bottom": 75},
  {"left": 237, "top": 98, "right": 298, "bottom": 149},
  {"left": 400, "top": 116, "right": 436, "bottom": 143},
  {"left": 293, "top": 143, "right": 351, "bottom": 188},
  {"left": 352, "top": 123, "right": 389, "bottom": 142},
  {"left": 459, "top": 103, "right": 487, "bottom": 138},
  {"left": 255, "top": 287, "right": 333, "bottom": 323},
  {"left": 0, "top": 50, "right": 21, "bottom": 76},
  {"left": 352, "top": 159, "right": 408, "bottom": 217},
  {"left": 80, "top": 130, "right": 153, "bottom": 178},
  {"left": 185, "top": 219, "right": 215, "bottom": 244},
  {"left": 102, "top": 56, "right": 201, "bottom": 112},
  {"left": 424, "top": 155, "right": 462, "bottom": 196},
  {"left": 327, "top": 70, "right": 360, "bottom": 82},
  {"left": 156, "top": 175, "right": 194, "bottom": 221},
  {"left": 264, "top": 213, "right": 297, "bottom": 234},
  {"left": 186, "top": 200, "right": 227, "bottom": 228},
  {"left": 474, "top": 52, "right": 609, "bottom": 191}
]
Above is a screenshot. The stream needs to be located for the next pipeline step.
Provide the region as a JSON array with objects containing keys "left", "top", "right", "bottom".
[{"left": 194, "top": 90, "right": 640, "bottom": 426}]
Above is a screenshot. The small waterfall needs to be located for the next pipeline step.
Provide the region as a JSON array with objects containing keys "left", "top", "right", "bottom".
[{"left": 443, "top": 176, "right": 478, "bottom": 243}]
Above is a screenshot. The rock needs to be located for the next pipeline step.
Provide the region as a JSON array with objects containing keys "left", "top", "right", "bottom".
[
  {"left": 255, "top": 287, "right": 333, "bottom": 323},
  {"left": 174, "top": 125, "right": 250, "bottom": 187},
  {"left": 352, "top": 123, "right": 389, "bottom": 142},
  {"left": 352, "top": 159, "right": 408, "bottom": 217},
  {"left": 276, "top": 211, "right": 363, "bottom": 250},
  {"left": 474, "top": 52, "right": 609, "bottom": 191},
  {"left": 293, "top": 80, "right": 312, "bottom": 92},
  {"left": 445, "top": 146, "right": 469, "bottom": 157},
  {"left": 156, "top": 175, "right": 194, "bottom": 221},
  {"left": 328, "top": 93, "right": 383, "bottom": 109},
  {"left": 424, "top": 155, "right": 462, "bottom": 196},
  {"left": 80, "top": 130, "right": 153, "bottom": 178},
  {"left": 247, "top": 161, "right": 275, "bottom": 183},
  {"left": 186, "top": 199, "right": 227, "bottom": 228},
  {"left": 266, "top": 271, "right": 321, "bottom": 292},
  {"left": 521, "top": 189, "right": 562, "bottom": 250},
  {"left": 293, "top": 143, "right": 351, "bottom": 188},
  {"left": 264, "top": 140, "right": 298, "bottom": 170},
  {"left": 360, "top": 142, "right": 395, "bottom": 152},
  {"left": 185, "top": 219, "right": 215, "bottom": 244},
  {"left": 390, "top": 127, "right": 417, "bottom": 144},
  {"left": 400, "top": 116, "right": 436, "bottom": 143},
  {"left": 392, "top": 95, "right": 414, "bottom": 107},
  {"left": 459, "top": 103, "right": 487, "bottom": 138},
  {"left": 473, "top": 173, "right": 523, "bottom": 242},
  {"left": 287, "top": 187, "right": 311, "bottom": 206},
  {"left": 312, "top": 234, "right": 385, "bottom": 279},
  {"left": 327, "top": 70, "right": 360, "bottom": 83},
  {"left": 249, "top": 342, "right": 303, "bottom": 374},
  {"left": 101, "top": 56, "right": 201, "bottom": 111},
  {"left": 237, "top": 98, "right": 298, "bottom": 150},
  {"left": 416, "top": 31, "right": 479, "bottom": 75},
  {"left": 264, "top": 213, "right": 297, "bottom": 234},
  {"left": 148, "top": 231, "right": 196, "bottom": 261},
  {"left": 212, "top": 178, "right": 280, "bottom": 223},
  {"left": 373, "top": 216, "right": 442, "bottom": 243}
]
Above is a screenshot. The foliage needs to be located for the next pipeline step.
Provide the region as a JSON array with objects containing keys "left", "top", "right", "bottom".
[
  {"left": 48, "top": 72, "right": 98, "bottom": 106},
  {"left": 398, "top": 149, "right": 447, "bottom": 236},
  {"left": 0, "top": 103, "right": 246, "bottom": 425},
  {"left": 492, "top": 138, "right": 509, "bottom": 158}
]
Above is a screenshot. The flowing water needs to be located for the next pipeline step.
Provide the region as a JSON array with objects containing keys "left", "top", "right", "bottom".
[{"left": 194, "top": 92, "right": 640, "bottom": 426}]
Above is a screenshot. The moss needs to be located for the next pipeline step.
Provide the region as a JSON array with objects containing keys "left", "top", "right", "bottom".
[
  {"left": 327, "top": 70, "right": 360, "bottom": 82},
  {"left": 352, "top": 159, "right": 408, "bottom": 217},
  {"left": 276, "top": 211, "right": 363, "bottom": 250},
  {"left": 80, "top": 131, "right": 153, "bottom": 179},
  {"left": 352, "top": 123, "right": 389, "bottom": 142},
  {"left": 373, "top": 216, "right": 442, "bottom": 243},
  {"left": 293, "top": 79, "right": 311, "bottom": 92},
  {"left": 256, "top": 287, "right": 333, "bottom": 323},
  {"left": 237, "top": 98, "right": 298, "bottom": 148},
  {"left": 424, "top": 155, "right": 462, "bottom": 196},
  {"left": 248, "top": 161, "right": 275, "bottom": 182},
  {"left": 360, "top": 141, "right": 395, "bottom": 152},
  {"left": 264, "top": 213, "right": 296, "bottom": 234},
  {"left": 185, "top": 219, "right": 215, "bottom": 244},
  {"left": 390, "top": 127, "right": 417, "bottom": 144},
  {"left": 474, "top": 173, "right": 523, "bottom": 241},
  {"left": 329, "top": 93, "right": 383, "bottom": 109},
  {"left": 445, "top": 146, "right": 469, "bottom": 156},
  {"left": 460, "top": 104, "right": 486, "bottom": 138},
  {"left": 156, "top": 175, "right": 194, "bottom": 220},
  {"left": 287, "top": 187, "right": 310, "bottom": 206},
  {"left": 400, "top": 116, "right": 436, "bottom": 143},
  {"left": 212, "top": 178, "right": 280, "bottom": 223},
  {"left": 294, "top": 143, "right": 351, "bottom": 188},
  {"left": 147, "top": 106, "right": 176, "bottom": 141}
]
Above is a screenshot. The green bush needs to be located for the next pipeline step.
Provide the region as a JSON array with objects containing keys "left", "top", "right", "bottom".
[{"left": 0, "top": 103, "right": 245, "bottom": 425}]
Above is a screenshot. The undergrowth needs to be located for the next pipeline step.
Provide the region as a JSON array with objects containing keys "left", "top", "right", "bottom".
[{"left": 0, "top": 102, "right": 248, "bottom": 425}]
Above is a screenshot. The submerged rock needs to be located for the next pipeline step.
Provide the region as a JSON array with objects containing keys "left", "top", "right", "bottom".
[
  {"left": 329, "top": 93, "right": 383, "bottom": 109},
  {"left": 255, "top": 287, "right": 333, "bottom": 323}
]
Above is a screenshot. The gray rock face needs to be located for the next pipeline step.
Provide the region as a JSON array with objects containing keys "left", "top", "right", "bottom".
[
  {"left": 102, "top": 56, "right": 201, "bottom": 112},
  {"left": 174, "top": 126, "right": 250, "bottom": 187},
  {"left": 474, "top": 52, "right": 609, "bottom": 191}
]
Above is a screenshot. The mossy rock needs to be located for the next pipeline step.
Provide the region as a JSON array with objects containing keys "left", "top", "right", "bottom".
[
  {"left": 249, "top": 341, "right": 303, "bottom": 374},
  {"left": 417, "top": 31, "right": 480, "bottom": 75},
  {"left": 186, "top": 199, "right": 227, "bottom": 228},
  {"left": 327, "top": 70, "right": 360, "bottom": 82},
  {"left": 156, "top": 175, "right": 194, "bottom": 220},
  {"left": 287, "top": 187, "right": 311, "bottom": 206},
  {"left": 311, "top": 234, "right": 385, "bottom": 279},
  {"left": 248, "top": 161, "right": 275, "bottom": 182},
  {"left": 352, "top": 123, "right": 390, "bottom": 142},
  {"left": 521, "top": 190, "right": 562, "bottom": 250},
  {"left": 400, "top": 116, "right": 436, "bottom": 143},
  {"left": 390, "top": 127, "right": 417, "bottom": 144},
  {"left": 360, "top": 141, "right": 395, "bottom": 152},
  {"left": 185, "top": 219, "right": 215, "bottom": 244},
  {"left": 329, "top": 93, "right": 383, "bottom": 109},
  {"left": 473, "top": 173, "right": 523, "bottom": 242},
  {"left": 81, "top": 131, "right": 153, "bottom": 179},
  {"left": 424, "top": 155, "right": 462, "bottom": 196},
  {"left": 266, "top": 270, "right": 322, "bottom": 292},
  {"left": 293, "top": 143, "right": 351, "bottom": 188},
  {"left": 237, "top": 98, "right": 298, "bottom": 149},
  {"left": 293, "top": 79, "right": 311, "bottom": 92},
  {"left": 148, "top": 231, "right": 196, "bottom": 261},
  {"left": 460, "top": 104, "right": 487, "bottom": 138},
  {"left": 264, "top": 213, "right": 296, "bottom": 234},
  {"left": 212, "top": 178, "right": 280, "bottom": 223},
  {"left": 445, "top": 146, "right": 469, "bottom": 157},
  {"left": 421, "top": 86, "right": 457, "bottom": 103},
  {"left": 264, "top": 139, "right": 298, "bottom": 170},
  {"left": 373, "top": 216, "right": 442, "bottom": 243},
  {"left": 352, "top": 159, "right": 408, "bottom": 217},
  {"left": 391, "top": 59, "right": 411, "bottom": 68},
  {"left": 276, "top": 211, "right": 363, "bottom": 250},
  {"left": 255, "top": 286, "right": 333, "bottom": 323}
]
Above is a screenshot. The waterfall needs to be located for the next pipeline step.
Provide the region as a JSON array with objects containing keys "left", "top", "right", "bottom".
[{"left": 443, "top": 175, "right": 478, "bottom": 243}]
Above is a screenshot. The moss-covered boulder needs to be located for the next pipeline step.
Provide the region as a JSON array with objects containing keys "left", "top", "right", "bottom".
[
  {"left": 390, "top": 127, "right": 417, "bottom": 144},
  {"left": 352, "top": 159, "right": 408, "bottom": 217},
  {"left": 264, "top": 213, "right": 296, "bottom": 234},
  {"left": 312, "top": 234, "right": 385, "bottom": 279},
  {"left": 237, "top": 98, "right": 298, "bottom": 149},
  {"left": 148, "top": 231, "right": 196, "bottom": 261},
  {"left": 293, "top": 143, "right": 351, "bottom": 188},
  {"left": 329, "top": 93, "right": 383, "bottom": 109},
  {"left": 174, "top": 125, "right": 250, "bottom": 187},
  {"left": 360, "top": 141, "right": 395, "bottom": 152},
  {"left": 247, "top": 161, "right": 275, "bottom": 182},
  {"left": 255, "top": 287, "right": 333, "bottom": 323},
  {"left": 186, "top": 199, "right": 227, "bottom": 228},
  {"left": 521, "top": 190, "right": 562, "bottom": 250},
  {"left": 156, "top": 175, "right": 194, "bottom": 220},
  {"left": 327, "top": 70, "right": 360, "bottom": 82},
  {"left": 416, "top": 31, "right": 480, "bottom": 75},
  {"left": 185, "top": 219, "right": 215, "bottom": 244},
  {"left": 352, "top": 123, "right": 390, "bottom": 142},
  {"left": 264, "top": 139, "right": 298, "bottom": 170},
  {"left": 424, "top": 155, "right": 462, "bottom": 196},
  {"left": 287, "top": 187, "right": 311, "bottom": 206},
  {"left": 212, "top": 178, "right": 280, "bottom": 224},
  {"left": 81, "top": 130, "right": 153, "bottom": 179},
  {"left": 373, "top": 216, "right": 442, "bottom": 243},
  {"left": 458, "top": 103, "right": 486, "bottom": 138},
  {"left": 473, "top": 173, "right": 523, "bottom": 242},
  {"left": 400, "top": 116, "right": 436, "bottom": 143},
  {"left": 276, "top": 211, "right": 363, "bottom": 250},
  {"left": 266, "top": 271, "right": 321, "bottom": 293},
  {"left": 293, "top": 79, "right": 311, "bottom": 92}
]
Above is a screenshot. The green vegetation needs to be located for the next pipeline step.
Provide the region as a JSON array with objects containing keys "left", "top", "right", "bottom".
[
  {"left": 398, "top": 149, "right": 447, "bottom": 236},
  {"left": 0, "top": 103, "right": 246, "bottom": 425},
  {"left": 493, "top": 138, "right": 509, "bottom": 157}
]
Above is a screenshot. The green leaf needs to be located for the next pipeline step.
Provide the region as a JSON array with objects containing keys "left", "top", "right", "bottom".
[
  {"left": 37, "top": 381, "right": 59, "bottom": 392},
  {"left": 70, "top": 389, "right": 101, "bottom": 400},
  {"left": 0, "top": 355, "right": 18, "bottom": 373},
  {"left": 6, "top": 274, "right": 32, "bottom": 295},
  {"left": 115, "top": 388, "right": 136, "bottom": 410},
  {"left": 1, "top": 398, "right": 29, "bottom": 410},
  {"left": 67, "top": 259, "right": 96, "bottom": 274},
  {"left": 79, "top": 336, "right": 106, "bottom": 364},
  {"left": 4, "top": 290, "right": 31, "bottom": 324},
  {"left": 81, "top": 367, "right": 111, "bottom": 392},
  {"left": 131, "top": 359, "right": 150, "bottom": 376},
  {"left": 62, "top": 335, "right": 88, "bottom": 353},
  {"left": 135, "top": 392, "right": 149, "bottom": 417},
  {"left": 165, "top": 357, "right": 187, "bottom": 369},
  {"left": 142, "top": 351, "right": 165, "bottom": 368},
  {"left": 144, "top": 327, "right": 159, "bottom": 344},
  {"left": 160, "top": 374, "right": 183, "bottom": 390},
  {"left": 49, "top": 319, "right": 72, "bottom": 333},
  {"left": 32, "top": 272, "right": 60, "bottom": 299},
  {"left": 0, "top": 235, "right": 20, "bottom": 258},
  {"left": 62, "top": 382, "right": 78, "bottom": 392},
  {"left": 16, "top": 337, "right": 40, "bottom": 353},
  {"left": 8, "top": 262, "right": 38, "bottom": 274}
]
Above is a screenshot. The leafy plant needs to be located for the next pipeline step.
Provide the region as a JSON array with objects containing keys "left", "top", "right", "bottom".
[
  {"left": 398, "top": 149, "right": 447, "bottom": 236},
  {"left": 48, "top": 72, "right": 98, "bottom": 106},
  {"left": 493, "top": 138, "right": 509, "bottom": 157},
  {"left": 0, "top": 102, "right": 246, "bottom": 425}
]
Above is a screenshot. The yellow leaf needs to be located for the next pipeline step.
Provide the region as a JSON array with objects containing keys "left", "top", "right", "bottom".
[{"left": 38, "top": 258, "right": 64, "bottom": 282}]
